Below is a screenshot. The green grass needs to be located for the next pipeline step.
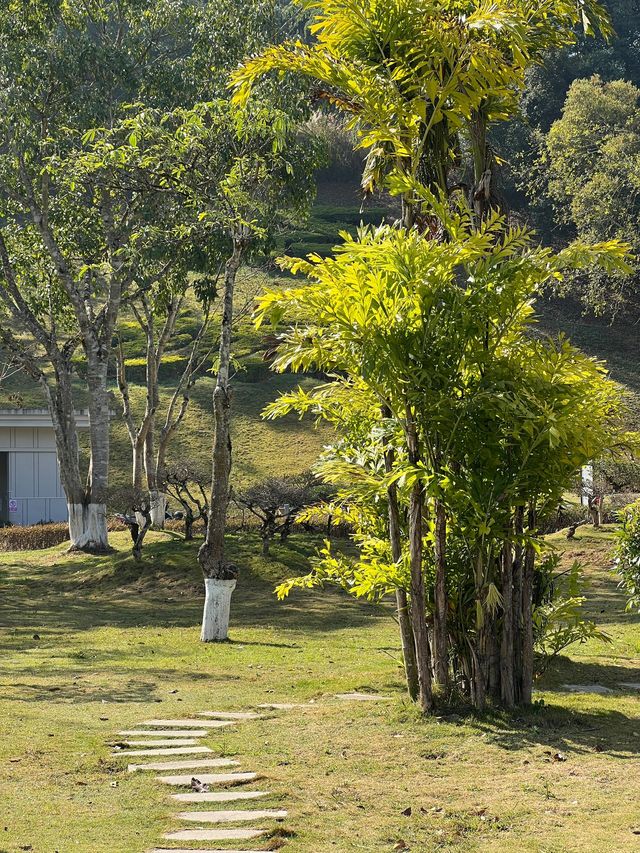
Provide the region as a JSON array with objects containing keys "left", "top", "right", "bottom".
[{"left": 1, "top": 526, "right": 639, "bottom": 852}]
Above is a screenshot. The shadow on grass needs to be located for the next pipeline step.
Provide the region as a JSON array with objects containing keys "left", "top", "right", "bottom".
[
  {"left": 468, "top": 701, "right": 640, "bottom": 759},
  {"left": 0, "top": 532, "right": 388, "bottom": 640}
]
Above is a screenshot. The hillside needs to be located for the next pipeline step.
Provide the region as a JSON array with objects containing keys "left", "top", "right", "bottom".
[{"left": 0, "top": 177, "right": 638, "bottom": 497}]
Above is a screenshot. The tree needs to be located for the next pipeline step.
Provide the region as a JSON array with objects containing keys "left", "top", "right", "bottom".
[
  {"left": 540, "top": 76, "right": 640, "bottom": 317},
  {"left": 235, "top": 473, "right": 328, "bottom": 556},
  {"left": 234, "top": 0, "right": 615, "bottom": 690},
  {"left": 165, "top": 460, "right": 210, "bottom": 540},
  {"left": 0, "top": 0, "right": 303, "bottom": 549},
  {"left": 0, "top": 0, "right": 207, "bottom": 550},
  {"left": 496, "top": 0, "right": 640, "bottom": 222},
  {"left": 120, "top": 100, "right": 321, "bottom": 639},
  {"left": 233, "top": 0, "right": 613, "bottom": 225},
  {"left": 0, "top": 126, "right": 189, "bottom": 550},
  {"left": 116, "top": 285, "right": 214, "bottom": 528},
  {"left": 257, "top": 200, "right": 630, "bottom": 710},
  {"left": 614, "top": 501, "right": 640, "bottom": 611},
  {"left": 111, "top": 485, "right": 153, "bottom": 562}
]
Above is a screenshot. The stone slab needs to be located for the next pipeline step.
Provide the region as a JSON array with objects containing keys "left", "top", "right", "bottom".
[
  {"left": 335, "top": 692, "right": 392, "bottom": 701},
  {"left": 256, "top": 703, "right": 310, "bottom": 710},
  {"left": 143, "top": 719, "right": 235, "bottom": 729},
  {"left": 562, "top": 683, "right": 614, "bottom": 695},
  {"left": 163, "top": 829, "right": 266, "bottom": 842},
  {"left": 113, "top": 746, "right": 212, "bottom": 757},
  {"left": 150, "top": 850, "right": 267, "bottom": 853},
  {"left": 157, "top": 771, "right": 257, "bottom": 786},
  {"left": 620, "top": 682, "right": 640, "bottom": 690},
  {"left": 119, "top": 729, "right": 209, "bottom": 737},
  {"left": 122, "top": 739, "right": 198, "bottom": 747},
  {"left": 129, "top": 759, "right": 239, "bottom": 773},
  {"left": 199, "top": 711, "right": 263, "bottom": 720},
  {"left": 177, "top": 809, "right": 287, "bottom": 823},
  {"left": 171, "top": 790, "right": 269, "bottom": 804}
]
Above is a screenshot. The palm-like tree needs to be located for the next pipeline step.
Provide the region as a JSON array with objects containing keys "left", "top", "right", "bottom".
[{"left": 233, "top": 0, "right": 611, "bottom": 223}]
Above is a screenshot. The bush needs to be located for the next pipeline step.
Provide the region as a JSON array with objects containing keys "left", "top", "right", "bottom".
[
  {"left": 613, "top": 501, "right": 640, "bottom": 611},
  {"left": 534, "top": 557, "right": 611, "bottom": 675},
  {"left": 537, "top": 502, "right": 588, "bottom": 534},
  {"left": 0, "top": 522, "right": 69, "bottom": 551}
]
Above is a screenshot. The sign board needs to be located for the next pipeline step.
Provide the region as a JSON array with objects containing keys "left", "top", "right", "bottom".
[{"left": 8, "top": 499, "right": 17, "bottom": 513}]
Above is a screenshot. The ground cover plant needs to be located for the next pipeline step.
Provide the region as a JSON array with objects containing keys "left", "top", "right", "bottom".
[{"left": 0, "top": 527, "right": 639, "bottom": 852}]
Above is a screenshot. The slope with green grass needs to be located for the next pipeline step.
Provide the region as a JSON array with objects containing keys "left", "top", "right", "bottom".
[
  {"left": 1, "top": 177, "right": 638, "bottom": 498},
  {"left": 1, "top": 526, "right": 639, "bottom": 852}
]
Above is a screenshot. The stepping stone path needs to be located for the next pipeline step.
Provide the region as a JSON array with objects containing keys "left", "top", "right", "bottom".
[
  {"left": 143, "top": 719, "right": 235, "bottom": 728},
  {"left": 113, "top": 745, "right": 212, "bottom": 756},
  {"left": 163, "top": 828, "right": 267, "bottom": 842},
  {"left": 562, "top": 683, "right": 614, "bottom": 694},
  {"left": 128, "top": 759, "right": 239, "bottom": 773},
  {"left": 172, "top": 790, "right": 269, "bottom": 803},
  {"left": 108, "top": 705, "right": 296, "bottom": 850},
  {"left": 157, "top": 772, "right": 258, "bottom": 786},
  {"left": 176, "top": 808, "right": 288, "bottom": 823},
  {"left": 335, "top": 692, "right": 392, "bottom": 701},
  {"left": 120, "top": 729, "right": 210, "bottom": 737},
  {"left": 199, "top": 711, "right": 263, "bottom": 720},
  {"left": 122, "top": 739, "right": 200, "bottom": 747}
]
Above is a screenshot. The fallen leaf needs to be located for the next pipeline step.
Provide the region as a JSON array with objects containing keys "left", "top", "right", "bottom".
[
  {"left": 190, "top": 777, "right": 209, "bottom": 793},
  {"left": 393, "top": 841, "right": 409, "bottom": 851},
  {"left": 553, "top": 752, "right": 567, "bottom": 762}
]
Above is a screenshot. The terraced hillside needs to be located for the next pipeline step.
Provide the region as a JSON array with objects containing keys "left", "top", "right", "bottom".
[{"left": 0, "top": 178, "right": 637, "bottom": 496}]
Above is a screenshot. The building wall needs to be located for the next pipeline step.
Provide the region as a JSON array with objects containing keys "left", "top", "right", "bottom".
[{"left": 0, "top": 427, "right": 67, "bottom": 525}]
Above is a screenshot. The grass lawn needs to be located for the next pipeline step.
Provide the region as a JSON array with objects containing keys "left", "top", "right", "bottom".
[{"left": 1, "top": 527, "right": 639, "bottom": 853}]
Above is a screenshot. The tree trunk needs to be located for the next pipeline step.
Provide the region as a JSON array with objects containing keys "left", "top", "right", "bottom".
[
  {"left": 406, "top": 414, "right": 432, "bottom": 713},
  {"left": 382, "top": 405, "right": 419, "bottom": 701},
  {"left": 521, "top": 537, "right": 536, "bottom": 705},
  {"left": 433, "top": 499, "right": 448, "bottom": 689},
  {"left": 149, "top": 490, "right": 168, "bottom": 528},
  {"left": 83, "top": 354, "right": 111, "bottom": 552},
  {"left": 184, "top": 509, "right": 194, "bottom": 541},
  {"left": 472, "top": 554, "right": 487, "bottom": 710},
  {"left": 198, "top": 239, "right": 244, "bottom": 640},
  {"left": 67, "top": 502, "right": 109, "bottom": 552},
  {"left": 201, "top": 578, "right": 237, "bottom": 642},
  {"left": 500, "top": 539, "right": 515, "bottom": 707},
  {"left": 262, "top": 533, "right": 270, "bottom": 556},
  {"left": 132, "top": 511, "right": 152, "bottom": 562},
  {"left": 512, "top": 506, "right": 525, "bottom": 703}
]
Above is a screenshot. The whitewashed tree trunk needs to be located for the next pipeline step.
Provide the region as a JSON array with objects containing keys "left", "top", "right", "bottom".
[
  {"left": 150, "top": 490, "right": 168, "bottom": 527},
  {"left": 200, "top": 578, "right": 237, "bottom": 641},
  {"left": 67, "top": 502, "right": 109, "bottom": 551}
]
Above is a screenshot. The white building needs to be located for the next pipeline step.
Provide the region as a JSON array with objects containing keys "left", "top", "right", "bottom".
[{"left": 0, "top": 409, "right": 90, "bottom": 526}]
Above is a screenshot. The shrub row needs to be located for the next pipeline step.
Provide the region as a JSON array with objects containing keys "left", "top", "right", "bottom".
[{"left": 0, "top": 522, "right": 69, "bottom": 551}]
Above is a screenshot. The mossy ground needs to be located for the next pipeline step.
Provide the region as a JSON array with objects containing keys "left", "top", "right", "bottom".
[{"left": 1, "top": 526, "right": 638, "bottom": 852}]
